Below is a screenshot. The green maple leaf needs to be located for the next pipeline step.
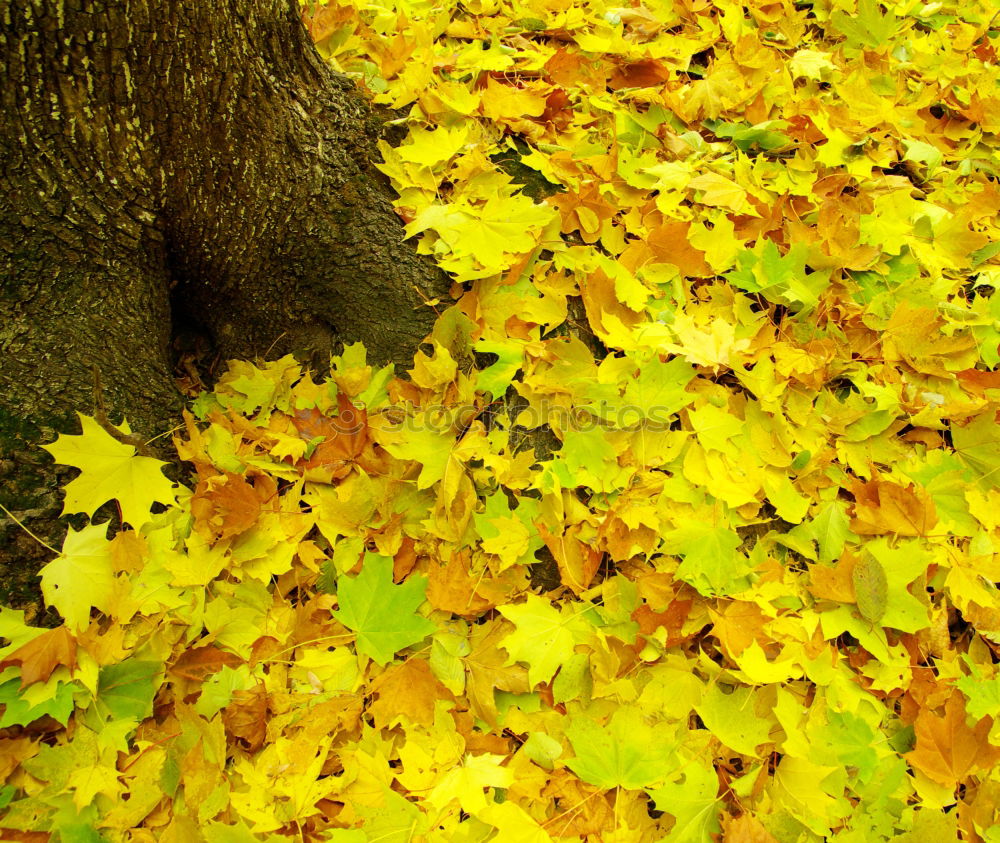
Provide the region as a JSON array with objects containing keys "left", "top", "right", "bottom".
[
  {"left": 42, "top": 413, "right": 176, "bottom": 527},
  {"left": 957, "top": 659, "right": 1000, "bottom": 720},
  {"left": 726, "top": 240, "right": 828, "bottom": 308},
  {"left": 622, "top": 353, "right": 696, "bottom": 421},
  {"left": 474, "top": 336, "right": 523, "bottom": 397},
  {"left": 695, "top": 684, "right": 772, "bottom": 757},
  {"left": 953, "top": 411, "right": 1000, "bottom": 489},
  {"left": 830, "top": 0, "right": 897, "bottom": 49},
  {"left": 558, "top": 426, "right": 619, "bottom": 492},
  {"left": 667, "top": 524, "right": 752, "bottom": 596},
  {"left": 810, "top": 709, "right": 880, "bottom": 784},
  {"left": 353, "top": 784, "right": 428, "bottom": 841},
  {"left": 704, "top": 119, "right": 792, "bottom": 153},
  {"left": 332, "top": 554, "right": 435, "bottom": 665},
  {"left": 0, "top": 675, "right": 76, "bottom": 728},
  {"left": 95, "top": 659, "right": 161, "bottom": 722},
  {"left": 565, "top": 706, "right": 677, "bottom": 789},
  {"left": 375, "top": 422, "right": 456, "bottom": 489},
  {"left": 195, "top": 664, "right": 252, "bottom": 718},
  {"left": 39, "top": 522, "right": 116, "bottom": 632},
  {"left": 795, "top": 502, "right": 853, "bottom": 563},
  {"left": 647, "top": 760, "right": 722, "bottom": 843}
]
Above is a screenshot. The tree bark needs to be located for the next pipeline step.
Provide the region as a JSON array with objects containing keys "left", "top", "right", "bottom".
[{"left": 0, "top": 0, "right": 451, "bottom": 615}]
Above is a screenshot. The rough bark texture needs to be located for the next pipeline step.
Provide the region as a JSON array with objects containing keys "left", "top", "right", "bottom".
[{"left": 0, "top": 0, "right": 451, "bottom": 617}]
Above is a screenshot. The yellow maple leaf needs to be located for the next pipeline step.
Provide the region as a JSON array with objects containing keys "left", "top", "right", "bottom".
[
  {"left": 428, "top": 753, "right": 513, "bottom": 814},
  {"left": 396, "top": 123, "right": 471, "bottom": 168},
  {"left": 664, "top": 311, "right": 751, "bottom": 371},
  {"left": 687, "top": 170, "right": 754, "bottom": 213},
  {"left": 476, "top": 801, "right": 553, "bottom": 842},
  {"left": 42, "top": 413, "right": 176, "bottom": 527},
  {"left": 480, "top": 77, "right": 547, "bottom": 122},
  {"left": 69, "top": 761, "right": 123, "bottom": 810},
  {"left": 406, "top": 193, "right": 555, "bottom": 275},
  {"left": 39, "top": 522, "right": 116, "bottom": 632}
]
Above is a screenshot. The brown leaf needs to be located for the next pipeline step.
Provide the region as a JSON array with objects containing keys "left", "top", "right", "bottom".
[
  {"left": 169, "top": 645, "right": 244, "bottom": 682},
  {"left": 464, "top": 619, "right": 530, "bottom": 728},
  {"left": 540, "top": 88, "right": 574, "bottom": 131},
  {"left": 392, "top": 535, "right": 419, "bottom": 581},
  {"left": 0, "top": 626, "right": 77, "bottom": 689},
  {"left": 0, "top": 831, "right": 52, "bottom": 842},
  {"left": 222, "top": 685, "right": 270, "bottom": 752},
  {"left": 609, "top": 59, "right": 671, "bottom": 90}
]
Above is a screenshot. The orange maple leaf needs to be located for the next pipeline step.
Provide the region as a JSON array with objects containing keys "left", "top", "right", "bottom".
[
  {"left": 0, "top": 626, "right": 77, "bottom": 689},
  {"left": 807, "top": 554, "right": 858, "bottom": 603},
  {"left": 369, "top": 658, "right": 455, "bottom": 729},
  {"left": 609, "top": 59, "right": 671, "bottom": 91},
  {"left": 301, "top": 2, "right": 353, "bottom": 44},
  {"left": 191, "top": 471, "right": 263, "bottom": 542},
  {"left": 849, "top": 476, "right": 938, "bottom": 536},
  {"left": 621, "top": 220, "right": 713, "bottom": 278},
  {"left": 425, "top": 549, "right": 497, "bottom": 617},
  {"left": 905, "top": 691, "right": 1000, "bottom": 788},
  {"left": 632, "top": 598, "right": 694, "bottom": 649},
  {"left": 722, "top": 812, "right": 779, "bottom": 842},
  {"left": 537, "top": 521, "right": 602, "bottom": 594},
  {"left": 294, "top": 394, "right": 370, "bottom": 480}
]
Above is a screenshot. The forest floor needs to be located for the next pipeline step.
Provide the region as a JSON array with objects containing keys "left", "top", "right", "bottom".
[{"left": 3, "top": 0, "right": 1000, "bottom": 840}]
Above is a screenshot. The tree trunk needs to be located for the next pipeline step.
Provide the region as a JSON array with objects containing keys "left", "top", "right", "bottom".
[{"left": 0, "top": 0, "right": 451, "bottom": 615}]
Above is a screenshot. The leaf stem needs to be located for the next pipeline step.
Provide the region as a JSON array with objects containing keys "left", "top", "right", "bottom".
[{"left": 0, "top": 501, "right": 60, "bottom": 555}]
